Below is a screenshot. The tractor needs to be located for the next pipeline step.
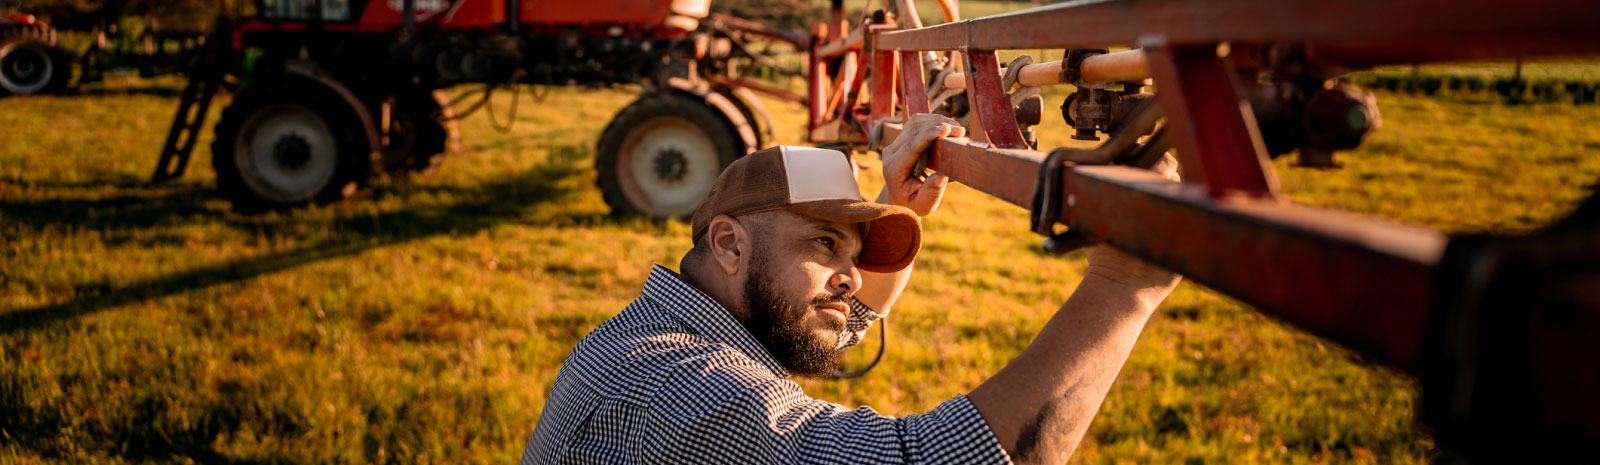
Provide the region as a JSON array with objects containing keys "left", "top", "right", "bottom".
[
  {"left": 0, "top": 10, "right": 72, "bottom": 96},
  {"left": 152, "top": 0, "right": 806, "bottom": 217}
]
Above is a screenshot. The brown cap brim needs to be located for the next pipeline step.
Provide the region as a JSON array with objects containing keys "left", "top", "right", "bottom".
[{"left": 784, "top": 199, "right": 922, "bottom": 273}]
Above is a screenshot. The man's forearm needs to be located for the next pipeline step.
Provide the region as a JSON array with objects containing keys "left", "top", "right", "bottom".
[
  {"left": 966, "top": 266, "right": 1177, "bottom": 464},
  {"left": 854, "top": 187, "right": 913, "bottom": 313}
]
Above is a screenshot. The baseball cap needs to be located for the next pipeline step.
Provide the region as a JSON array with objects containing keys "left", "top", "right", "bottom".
[{"left": 690, "top": 146, "right": 922, "bottom": 273}]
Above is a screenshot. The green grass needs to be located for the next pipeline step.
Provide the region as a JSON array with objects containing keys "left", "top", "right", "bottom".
[{"left": 2, "top": 66, "right": 1598, "bottom": 464}]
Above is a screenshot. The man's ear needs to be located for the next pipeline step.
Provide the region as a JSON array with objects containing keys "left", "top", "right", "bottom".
[{"left": 707, "top": 214, "right": 747, "bottom": 276}]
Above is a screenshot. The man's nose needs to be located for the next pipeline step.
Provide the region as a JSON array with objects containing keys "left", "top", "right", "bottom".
[{"left": 829, "top": 267, "right": 859, "bottom": 293}]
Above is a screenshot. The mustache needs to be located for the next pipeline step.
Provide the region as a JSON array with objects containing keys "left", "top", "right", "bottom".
[{"left": 810, "top": 292, "right": 852, "bottom": 307}]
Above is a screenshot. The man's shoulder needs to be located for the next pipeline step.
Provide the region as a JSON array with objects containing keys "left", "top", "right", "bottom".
[{"left": 560, "top": 297, "right": 775, "bottom": 398}]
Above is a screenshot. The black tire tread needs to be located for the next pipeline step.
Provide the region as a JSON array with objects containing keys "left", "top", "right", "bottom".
[
  {"left": 0, "top": 24, "right": 71, "bottom": 96},
  {"left": 210, "top": 75, "right": 373, "bottom": 212}
]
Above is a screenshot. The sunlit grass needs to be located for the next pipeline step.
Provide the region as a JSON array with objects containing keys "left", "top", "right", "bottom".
[{"left": 2, "top": 59, "right": 1598, "bottom": 464}]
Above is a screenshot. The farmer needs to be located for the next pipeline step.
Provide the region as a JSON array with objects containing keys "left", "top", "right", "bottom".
[{"left": 521, "top": 114, "right": 1182, "bottom": 465}]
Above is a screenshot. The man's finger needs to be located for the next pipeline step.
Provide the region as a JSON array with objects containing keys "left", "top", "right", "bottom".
[
  {"left": 1151, "top": 152, "right": 1180, "bottom": 182},
  {"left": 907, "top": 113, "right": 954, "bottom": 124}
]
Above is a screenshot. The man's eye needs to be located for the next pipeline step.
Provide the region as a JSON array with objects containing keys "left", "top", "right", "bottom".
[{"left": 815, "top": 237, "right": 835, "bottom": 250}]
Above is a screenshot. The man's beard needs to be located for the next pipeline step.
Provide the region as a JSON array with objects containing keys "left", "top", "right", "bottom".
[{"left": 741, "top": 251, "right": 849, "bottom": 378}]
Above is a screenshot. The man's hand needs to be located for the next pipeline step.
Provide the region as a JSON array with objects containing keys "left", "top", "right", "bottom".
[{"left": 880, "top": 114, "right": 965, "bottom": 216}]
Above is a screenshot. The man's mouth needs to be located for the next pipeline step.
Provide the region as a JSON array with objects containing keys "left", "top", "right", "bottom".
[{"left": 818, "top": 303, "right": 848, "bottom": 317}]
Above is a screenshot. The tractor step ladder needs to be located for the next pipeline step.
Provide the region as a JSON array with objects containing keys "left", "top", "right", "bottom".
[{"left": 151, "top": 28, "right": 226, "bottom": 183}]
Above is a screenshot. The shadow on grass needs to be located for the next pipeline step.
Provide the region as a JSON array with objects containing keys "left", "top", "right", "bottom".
[
  {"left": 66, "top": 82, "right": 189, "bottom": 99},
  {"left": 0, "top": 182, "right": 220, "bottom": 238},
  {"left": 0, "top": 160, "right": 617, "bottom": 336}
]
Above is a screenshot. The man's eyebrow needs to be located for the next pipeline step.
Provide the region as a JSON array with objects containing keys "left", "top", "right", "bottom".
[
  {"left": 806, "top": 221, "right": 864, "bottom": 254},
  {"left": 807, "top": 222, "right": 852, "bottom": 241}
]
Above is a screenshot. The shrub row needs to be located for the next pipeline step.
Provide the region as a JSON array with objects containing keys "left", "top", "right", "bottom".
[{"left": 1344, "top": 74, "right": 1600, "bottom": 105}]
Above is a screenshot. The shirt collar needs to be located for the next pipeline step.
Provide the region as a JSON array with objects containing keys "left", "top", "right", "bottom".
[{"left": 641, "top": 265, "right": 788, "bottom": 378}]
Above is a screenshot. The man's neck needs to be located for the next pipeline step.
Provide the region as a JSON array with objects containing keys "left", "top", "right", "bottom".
[{"left": 678, "top": 264, "right": 750, "bottom": 325}]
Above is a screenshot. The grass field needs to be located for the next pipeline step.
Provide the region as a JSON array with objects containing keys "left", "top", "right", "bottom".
[
  {"left": 5, "top": 11, "right": 1600, "bottom": 465},
  {"left": 3, "top": 73, "right": 1597, "bottom": 464}
]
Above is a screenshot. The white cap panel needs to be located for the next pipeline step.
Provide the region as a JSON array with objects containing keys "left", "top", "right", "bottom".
[{"left": 781, "top": 146, "right": 865, "bottom": 202}]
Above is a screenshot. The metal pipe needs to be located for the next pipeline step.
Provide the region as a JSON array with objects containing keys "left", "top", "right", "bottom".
[
  {"left": 875, "top": 0, "right": 1600, "bottom": 60},
  {"left": 507, "top": 0, "right": 519, "bottom": 36},
  {"left": 401, "top": 0, "right": 414, "bottom": 38},
  {"left": 939, "top": 49, "right": 1149, "bottom": 89}
]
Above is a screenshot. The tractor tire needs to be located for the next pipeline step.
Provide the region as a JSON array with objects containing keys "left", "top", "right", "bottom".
[
  {"left": 211, "top": 76, "right": 374, "bottom": 212},
  {"left": 380, "top": 89, "right": 460, "bottom": 176},
  {"left": 0, "top": 25, "right": 71, "bottom": 96},
  {"left": 596, "top": 92, "right": 744, "bottom": 220}
]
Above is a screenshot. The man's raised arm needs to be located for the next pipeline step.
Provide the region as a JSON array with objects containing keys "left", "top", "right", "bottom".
[
  {"left": 881, "top": 114, "right": 1183, "bottom": 465},
  {"left": 853, "top": 115, "right": 960, "bottom": 314}
]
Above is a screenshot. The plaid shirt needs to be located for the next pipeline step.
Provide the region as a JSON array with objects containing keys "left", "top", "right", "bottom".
[{"left": 521, "top": 265, "right": 1011, "bottom": 464}]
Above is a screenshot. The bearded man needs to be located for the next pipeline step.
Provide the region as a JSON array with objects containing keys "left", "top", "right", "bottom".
[{"left": 522, "top": 114, "right": 1182, "bottom": 465}]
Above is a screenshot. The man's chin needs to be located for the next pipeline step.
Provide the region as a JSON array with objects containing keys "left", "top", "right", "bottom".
[{"left": 786, "top": 357, "right": 842, "bottom": 379}]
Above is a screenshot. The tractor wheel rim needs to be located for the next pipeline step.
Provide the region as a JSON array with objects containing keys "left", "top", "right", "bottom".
[
  {"left": 235, "top": 104, "right": 339, "bottom": 203},
  {"left": 618, "top": 116, "right": 720, "bottom": 217},
  {"left": 0, "top": 42, "right": 53, "bottom": 94}
]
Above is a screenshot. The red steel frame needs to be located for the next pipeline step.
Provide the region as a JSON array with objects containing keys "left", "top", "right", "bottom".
[{"left": 837, "top": 0, "right": 1600, "bottom": 373}]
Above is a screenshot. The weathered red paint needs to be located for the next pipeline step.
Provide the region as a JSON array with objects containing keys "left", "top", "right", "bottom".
[
  {"left": 874, "top": 0, "right": 1600, "bottom": 66},
  {"left": 963, "top": 50, "right": 1029, "bottom": 150},
  {"left": 856, "top": 0, "right": 1600, "bottom": 375},
  {"left": 837, "top": 46, "right": 874, "bottom": 128},
  {"left": 1065, "top": 165, "right": 1440, "bottom": 371},
  {"left": 809, "top": 40, "right": 828, "bottom": 130},
  {"left": 898, "top": 50, "right": 929, "bottom": 115},
  {"left": 869, "top": 49, "right": 898, "bottom": 126},
  {"left": 889, "top": 128, "right": 1441, "bottom": 370},
  {"left": 1145, "top": 45, "right": 1281, "bottom": 198}
]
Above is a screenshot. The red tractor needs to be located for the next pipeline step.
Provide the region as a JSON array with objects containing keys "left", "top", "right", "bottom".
[
  {"left": 153, "top": 0, "right": 804, "bottom": 217},
  {"left": 0, "top": 11, "right": 73, "bottom": 96}
]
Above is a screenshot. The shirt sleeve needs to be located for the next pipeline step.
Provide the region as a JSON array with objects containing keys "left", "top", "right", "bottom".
[{"left": 636, "top": 350, "right": 1012, "bottom": 465}]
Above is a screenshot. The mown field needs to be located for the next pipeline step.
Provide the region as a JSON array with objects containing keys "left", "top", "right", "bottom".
[{"left": 5, "top": 16, "right": 1600, "bottom": 465}]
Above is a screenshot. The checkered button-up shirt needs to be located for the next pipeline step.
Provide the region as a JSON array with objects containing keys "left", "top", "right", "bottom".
[{"left": 521, "top": 265, "right": 1011, "bottom": 464}]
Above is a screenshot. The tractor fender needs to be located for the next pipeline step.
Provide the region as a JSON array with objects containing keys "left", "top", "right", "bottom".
[
  {"left": 281, "top": 59, "right": 383, "bottom": 172},
  {"left": 727, "top": 86, "right": 775, "bottom": 149},
  {"left": 664, "top": 77, "right": 758, "bottom": 154}
]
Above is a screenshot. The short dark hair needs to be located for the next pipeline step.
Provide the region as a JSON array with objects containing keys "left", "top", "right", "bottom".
[{"left": 679, "top": 211, "right": 781, "bottom": 273}]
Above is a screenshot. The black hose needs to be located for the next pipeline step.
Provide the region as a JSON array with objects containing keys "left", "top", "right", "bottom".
[{"left": 833, "top": 318, "right": 889, "bottom": 379}]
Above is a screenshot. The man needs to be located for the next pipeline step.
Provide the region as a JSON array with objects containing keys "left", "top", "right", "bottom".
[{"left": 522, "top": 114, "right": 1182, "bottom": 464}]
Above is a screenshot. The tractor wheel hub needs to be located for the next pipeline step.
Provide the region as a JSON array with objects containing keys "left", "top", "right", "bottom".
[
  {"left": 652, "top": 148, "right": 689, "bottom": 183},
  {"left": 272, "top": 134, "right": 314, "bottom": 170}
]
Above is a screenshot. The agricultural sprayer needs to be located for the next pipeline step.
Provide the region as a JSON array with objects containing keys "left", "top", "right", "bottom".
[
  {"left": 150, "top": 0, "right": 803, "bottom": 218},
  {"left": 138, "top": 0, "right": 1600, "bottom": 461},
  {"left": 805, "top": 0, "right": 1599, "bottom": 462}
]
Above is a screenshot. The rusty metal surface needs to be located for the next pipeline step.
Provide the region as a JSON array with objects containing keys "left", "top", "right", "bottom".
[
  {"left": 1066, "top": 165, "right": 1442, "bottom": 370},
  {"left": 837, "top": 49, "right": 871, "bottom": 126},
  {"left": 928, "top": 139, "right": 1046, "bottom": 208},
  {"left": 897, "top": 51, "right": 929, "bottom": 114},
  {"left": 869, "top": 50, "right": 898, "bottom": 125},
  {"left": 808, "top": 43, "right": 828, "bottom": 130},
  {"left": 963, "top": 50, "right": 1030, "bottom": 149},
  {"left": 896, "top": 127, "right": 1443, "bottom": 369},
  {"left": 874, "top": 0, "right": 1600, "bottom": 65},
  {"left": 855, "top": 0, "right": 1600, "bottom": 379},
  {"left": 1145, "top": 45, "right": 1281, "bottom": 197}
]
